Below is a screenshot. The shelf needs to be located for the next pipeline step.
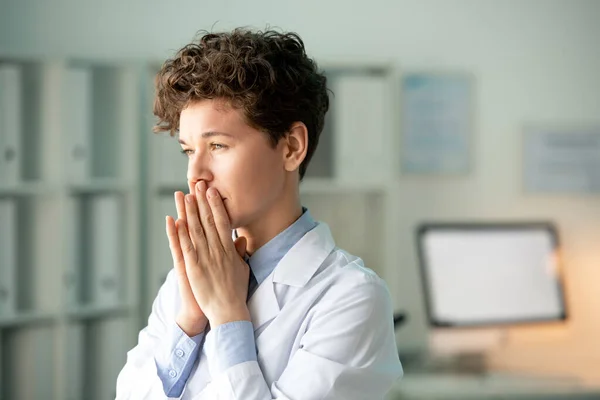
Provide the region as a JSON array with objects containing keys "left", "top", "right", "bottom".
[
  {"left": 68, "top": 178, "right": 137, "bottom": 194},
  {"left": 300, "top": 178, "right": 389, "bottom": 194},
  {"left": 0, "top": 180, "right": 137, "bottom": 197},
  {"left": 66, "top": 303, "right": 133, "bottom": 320},
  {"left": 0, "top": 58, "right": 142, "bottom": 400},
  {"left": 0, "top": 182, "right": 58, "bottom": 197},
  {"left": 155, "top": 183, "right": 189, "bottom": 195},
  {"left": 0, "top": 311, "right": 58, "bottom": 328},
  {"left": 318, "top": 58, "right": 394, "bottom": 73},
  {"left": 152, "top": 179, "right": 388, "bottom": 197}
]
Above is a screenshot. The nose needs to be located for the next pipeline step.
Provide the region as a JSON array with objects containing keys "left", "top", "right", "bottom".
[{"left": 186, "top": 152, "right": 213, "bottom": 191}]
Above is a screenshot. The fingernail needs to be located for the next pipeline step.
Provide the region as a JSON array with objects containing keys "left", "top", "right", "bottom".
[
  {"left": 186, "top": 195, "right": 192, "bottom": 203},
  {"left": 207, "top": 188, "right": 214, "bottom": 199},
  {"left": 196, "top": 181, "right": 205, "bottom": 191}
]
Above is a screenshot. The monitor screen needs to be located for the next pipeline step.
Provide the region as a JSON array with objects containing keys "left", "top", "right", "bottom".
[{"left": 417, "top": 223, "right": 567, "bottom": 327}]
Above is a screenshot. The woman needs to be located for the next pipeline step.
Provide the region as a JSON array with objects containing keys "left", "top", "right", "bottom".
[{"left": 116, "top": 28, "right": 402, "bottom": 399}]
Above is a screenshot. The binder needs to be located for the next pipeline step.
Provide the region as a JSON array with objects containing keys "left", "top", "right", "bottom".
[
  {"left": 0, "top": 65, "right": 22, "bottom": 185},
  {"left": 64, "top": 68, "right": 92, "bottom": 183},
  {"left": 154, "top": 132, "right": 188, "bottom": 187},
  {"left": 65, "top": 197, "right": 83, "bottom": 308},
  {"left": 65, "top": 323, "right": 85, "bottom": 400},
  {"left": 89, "top": 195, "right": 122, "bottom": 307},
  {"left": 0, "top": 199, "right": 16, "bottom": 316},
  {"left": 7, "top": 327, "right": 55, "bottom": 399},
  {"left": 155, "top": 196, "right": 177, "bottom": 294},
  {"left": 88, "top": 317, "right": 129, "bottom": 400},
  {"left": 0, "top": 331, "right": 3, "bottom": 395},
  {"left": 332, "top": 73, "right": 388, "bottom": 182}
]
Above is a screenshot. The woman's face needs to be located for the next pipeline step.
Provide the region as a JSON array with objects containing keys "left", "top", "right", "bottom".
[{"left": 178, "top": 99, "right": 288, "bottom": 229}]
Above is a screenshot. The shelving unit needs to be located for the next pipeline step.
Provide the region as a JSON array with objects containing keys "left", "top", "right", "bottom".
[
  {"left": 0, "top": 58, "right": 142, "bottom": 400},
  {"left": 0, "top": 53, "right": 405, "bottom": 398},
  {"left": 300, "top": 62, "right": 400, "bottom": 283},
  {"left": 142, "top": 63, "right": 183, "bottom": 319}
]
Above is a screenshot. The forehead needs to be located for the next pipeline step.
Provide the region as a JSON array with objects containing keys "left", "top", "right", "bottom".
[{"left": 179, "top": 99, "right": 246, "bottom": 137}]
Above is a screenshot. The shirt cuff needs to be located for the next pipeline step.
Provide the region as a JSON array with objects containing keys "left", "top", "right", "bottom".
[
  {"left": 154, "top": 322, "right": 205, "bottom": 397},
  {"left": 205, "top": 320, "right": 257, "bottom": 376}
]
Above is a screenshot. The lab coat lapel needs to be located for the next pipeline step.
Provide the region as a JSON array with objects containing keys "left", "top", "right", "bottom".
[
  {"left": 247, "top": 222, "right": 336, "bottom": 333},
  {"left": 247, "top": 273, "right": 280, "bottom": 332}
]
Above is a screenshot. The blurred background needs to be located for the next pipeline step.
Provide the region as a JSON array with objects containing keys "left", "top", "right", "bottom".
[{"left": 1, "top": 0, "right": 600, "bottom": 399}]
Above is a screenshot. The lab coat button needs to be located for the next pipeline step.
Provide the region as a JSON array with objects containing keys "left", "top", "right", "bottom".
[{"left": 168, "top": 369, "right": 177, "bottom": 378}]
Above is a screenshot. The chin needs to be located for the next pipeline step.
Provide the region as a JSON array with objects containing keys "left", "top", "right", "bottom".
[
  {"left": 226, "top": 202, "right": 267, "bottom": 231},
  {"left": 228, "top": 211, "right": 253, "bottom": 231},
  {"left": 224, "top": 203, "right": 242, "bottom": 229}
]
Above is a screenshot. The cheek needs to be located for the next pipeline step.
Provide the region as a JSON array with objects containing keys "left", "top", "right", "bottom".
[{"left": 223, "top": 148, "right": 283, "bottom": 221}]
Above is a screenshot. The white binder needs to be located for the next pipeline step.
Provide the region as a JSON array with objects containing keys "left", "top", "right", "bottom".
[
  {"left": 0, "top": 65, "right": 22, "bottom": 185},
  {"left": 300, "top": 192, "right": 384, "bottom": 276},
  {"left": 0, "top": 199, "right": 16, "bottom": 316},
  {"left": 154, "top": 132, "right": 188, "bottom": 187},
  {"left": 65, "top": 323, "right": 85, "bottom": 400},
  {"left": 65, "top": 197, "right": 82, "bottom": 308},
  {"left": 64, "top": 68, "right": 92, "bottom": 183},
  {"left": 8, "top": 327, "right": 56, "bottom": 399},
  {"left": 154, "top": 196, "right": 177, "bottom": 294},
  {"left": 332, "top": 74, "right": 389, "bottom": 182},
  {"left": 91, "top": 317, "right": 129, "bottom": 400},
  {"left": 89, "top": 195, "right": 121, "bottom": 307}
]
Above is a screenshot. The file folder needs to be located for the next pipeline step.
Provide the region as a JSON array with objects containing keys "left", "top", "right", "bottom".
[
  {"left": 332, "top": 74, "right": 388, "bottom": 182},
  {"left": 89, "top": 195, "right": 122, "bottom": 307},
  {"left": 0, "top": 65, "right": 22, "bottom": 185},
  {"left": 64, "top": 68, "right": 92, "bottom": 183},
  {"left": 0, "top": 199, "right": 16, "bottom": 316},
  {"left": 155, "top": 196, "right": 177, "bottom": 294},
  {"left": 154, "top": 132, "right": 188, "bottom": 187}
]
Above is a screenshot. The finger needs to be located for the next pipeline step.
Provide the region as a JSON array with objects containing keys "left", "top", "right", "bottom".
[
  {"left": 166, "top": 216, "right": 187, "bottom": 278},
  {"left": 174, "top": 191, "right": 187, "bottom": 221},
  {"left": 207, "top": 187, "right": 236, "bottom": 252},
  {"left": 195, "top": 181, "right": 223, "bottom": 252},
  {"left": 176, "top": 218, "right": 199, "bottom": 274},
  {"left": 174, "top": 191, "right": 193, "bottom": 252},
  {"left": 184, "top": 193, "right": 209, "bottom": 257}
]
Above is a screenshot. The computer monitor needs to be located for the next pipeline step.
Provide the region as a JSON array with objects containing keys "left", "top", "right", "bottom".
[{"left": 416, "top": 222, "right": 567, "bottom": 328}]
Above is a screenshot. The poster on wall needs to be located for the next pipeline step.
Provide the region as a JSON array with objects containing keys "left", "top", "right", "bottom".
[
  {"left": 401, "top": 73, "right": 473, "bottom": 175},
  {"left": 524, "top": 127, "right": 600, "bottom": 193}
]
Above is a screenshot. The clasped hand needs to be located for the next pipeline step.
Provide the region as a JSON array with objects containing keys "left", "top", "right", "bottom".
[{"left": 166, "top": 180, "right": 250, "bottom": 336}]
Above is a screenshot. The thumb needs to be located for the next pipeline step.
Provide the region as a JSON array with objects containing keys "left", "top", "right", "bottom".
[{"left": 234, "top": 236, "right": 247, "bottom": 259}]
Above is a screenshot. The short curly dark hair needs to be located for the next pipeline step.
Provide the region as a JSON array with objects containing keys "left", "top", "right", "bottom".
[{"left": 153, "top": 28, "right": 330, "bottom": 180}]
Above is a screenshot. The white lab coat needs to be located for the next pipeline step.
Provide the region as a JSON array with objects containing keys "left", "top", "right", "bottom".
[{"left": 116, "top": 222, "right": 403, "bottom": 399}]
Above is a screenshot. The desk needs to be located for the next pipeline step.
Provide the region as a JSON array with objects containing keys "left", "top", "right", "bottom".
[{"left": 385, "top": 373, "right": 600, "bottom": 399}]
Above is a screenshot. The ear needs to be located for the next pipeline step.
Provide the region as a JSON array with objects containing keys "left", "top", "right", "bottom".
[{"left": 282, "top": 122, "right": 308, "bottom": 173}]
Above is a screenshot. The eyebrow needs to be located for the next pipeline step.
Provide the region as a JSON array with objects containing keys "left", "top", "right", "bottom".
[{"left": 178, "top": 131, "right": 234, "bottom": 145}]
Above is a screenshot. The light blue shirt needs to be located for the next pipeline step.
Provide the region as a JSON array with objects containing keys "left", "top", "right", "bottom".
[{"left": 155, "top": 208, "right": 317, "bottom": 397}]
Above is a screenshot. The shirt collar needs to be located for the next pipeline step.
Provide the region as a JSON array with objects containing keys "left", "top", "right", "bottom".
[{"left": 236, "top": 207, "right": 317, "bottom": 285}]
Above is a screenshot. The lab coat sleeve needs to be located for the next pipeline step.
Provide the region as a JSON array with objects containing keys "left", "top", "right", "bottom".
[
  {"left": 203, "top": 275, "right": 403, "bottom": 399},
  {"left": 116, "top": 270, "right": 190, "bottom": 400}
]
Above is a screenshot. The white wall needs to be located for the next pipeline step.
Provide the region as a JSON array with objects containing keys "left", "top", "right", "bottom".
[{"left": 3, "top": 0, "right": 600, "bottom": 380}]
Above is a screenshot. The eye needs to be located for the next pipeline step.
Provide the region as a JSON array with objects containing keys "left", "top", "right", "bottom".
[
  {"left": 180, "top": 149, "right": 193, "bottom": 157},
  {"left": 210, "top": 143, "right": 227, "bottom": 150}
]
